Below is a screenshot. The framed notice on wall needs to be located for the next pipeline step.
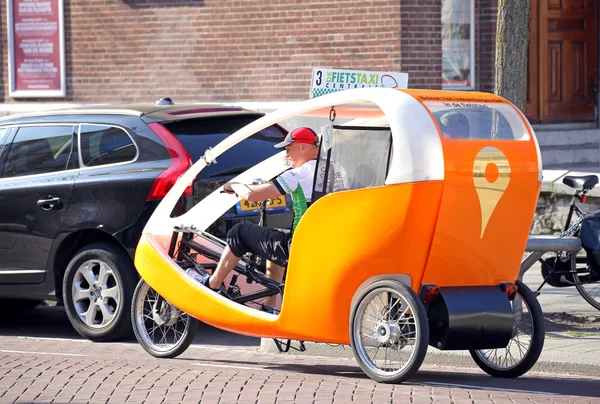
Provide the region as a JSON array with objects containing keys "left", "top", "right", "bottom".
[{"left": 7, "top": 0, "right": 66, "bottom": 97}]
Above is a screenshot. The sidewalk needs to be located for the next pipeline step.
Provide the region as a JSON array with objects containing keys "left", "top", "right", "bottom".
[{"left": 258, "top": 262, "right": 600, "bottom": 377}]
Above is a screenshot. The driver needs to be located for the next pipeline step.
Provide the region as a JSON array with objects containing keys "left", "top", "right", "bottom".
[{"left": 198, "top": 127, "right": 320, "bottom": 311}]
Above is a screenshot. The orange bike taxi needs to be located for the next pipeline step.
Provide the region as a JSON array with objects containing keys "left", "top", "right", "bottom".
[{"left": 133, "top": 87, "right": 544, "bottom": 383}]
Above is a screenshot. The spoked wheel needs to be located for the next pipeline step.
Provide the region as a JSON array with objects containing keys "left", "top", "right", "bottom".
[
  {"left": 350, "top": 280, "right": 429, "bottom": 383},
  {"left": 131, "top": 279, "right": 199, "bottom": 358},
  {"left": 573, "top": 260, "right": 600, "bottom": 311},
  {"left": 469, "top": 280, "right": 545, "bottom": 378}
]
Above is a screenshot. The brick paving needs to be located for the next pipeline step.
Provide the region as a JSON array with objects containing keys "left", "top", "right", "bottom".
[{"left": 1, "top": 335, "right": 600, "bottom": 403}]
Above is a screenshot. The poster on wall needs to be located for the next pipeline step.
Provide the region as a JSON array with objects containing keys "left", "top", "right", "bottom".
[
  {"left": 441, "top": 0, "right": 474, "bottom": 89},
  {"left": 7, "top": 0, "right": 66, "bottom": 97}
]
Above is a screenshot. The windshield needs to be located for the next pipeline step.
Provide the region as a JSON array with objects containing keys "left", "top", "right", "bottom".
[{"left": 423, "top": 101, "right": 530, "bottom": 141}]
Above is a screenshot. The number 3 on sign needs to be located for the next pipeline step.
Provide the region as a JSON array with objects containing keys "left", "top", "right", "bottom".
[{"left": 315, "top": 70, "right": 322, "bottom": 86}]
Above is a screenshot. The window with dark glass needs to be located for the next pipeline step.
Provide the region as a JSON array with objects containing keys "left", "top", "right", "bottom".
[
  {"left": 79, "top": 125, "right": 136, "bottom": 167},
  {"left": 2, "top": 126, "right": 73, "bottom": 178}
]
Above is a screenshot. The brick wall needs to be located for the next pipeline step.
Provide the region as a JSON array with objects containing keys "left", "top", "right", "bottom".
[
  {"left": 399, "top": 0, "right": 441, "bottom": 89},
  {"left": 0, "top": 0, "right": 401, "bottom": 104}
]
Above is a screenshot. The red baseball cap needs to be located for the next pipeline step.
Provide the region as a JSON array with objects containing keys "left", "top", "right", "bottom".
[{"left": 274, "top": 127, "right": 318, "bottom": 149}]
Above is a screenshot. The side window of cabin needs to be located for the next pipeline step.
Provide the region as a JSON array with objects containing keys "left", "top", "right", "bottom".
[{"left": 312, "top": 126, "right": 392, "bottom": 203}]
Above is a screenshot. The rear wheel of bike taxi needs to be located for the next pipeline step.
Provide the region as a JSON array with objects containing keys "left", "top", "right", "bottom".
[
  {"left": 131, "top": 279, "right": 199, "bottom": 358},
  {"left": 469, "top": 280, "right": 545, "bottom": 378},
  {"left": 350, "top": 280, "right": 429, "bottom": 384}
]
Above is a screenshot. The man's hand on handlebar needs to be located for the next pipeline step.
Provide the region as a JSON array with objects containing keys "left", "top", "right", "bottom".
[
  {"left": 222, "top": 182, "right": 236, "bottom": 195},
  {"left": 220, "top": 180, "right": 283, "bottom": 203},
  {"left": 221, "top": 182, "right": 252, "bottom": 199}
]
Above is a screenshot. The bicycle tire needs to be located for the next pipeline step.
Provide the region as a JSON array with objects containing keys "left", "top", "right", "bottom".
[
  {"left": 469, "top": 280, "right": 545, "bottom": 378},
  {"left": 132, "top": 279, "right": 199, "bottom": 359},
  {"left": 573, "top": 257, "right": 600, "bottom": 311},
  {"left": 350, "top": 280, "right": 429, "bottom": 383}
]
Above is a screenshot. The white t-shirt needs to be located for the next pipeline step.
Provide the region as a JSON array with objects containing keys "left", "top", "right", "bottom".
[{"left": 274, "top": 160, "right": 316, "bottom": 232}]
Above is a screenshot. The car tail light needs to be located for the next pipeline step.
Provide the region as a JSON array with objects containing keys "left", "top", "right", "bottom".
[{"left": 146, "top": 122, "right": 194, "bottom": 200}]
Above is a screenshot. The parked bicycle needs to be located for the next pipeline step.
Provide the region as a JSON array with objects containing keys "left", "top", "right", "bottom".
[{"left": 520, "top": 174, "right": 600, "bottom": 311}]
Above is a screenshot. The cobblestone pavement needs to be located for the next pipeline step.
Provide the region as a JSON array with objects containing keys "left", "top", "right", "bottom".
[{"left": 1, "top": 334, "right": 600, "bottom": 404}]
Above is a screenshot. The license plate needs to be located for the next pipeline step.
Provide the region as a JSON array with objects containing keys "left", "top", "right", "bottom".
[{"left": 239, "top": 196, "right": 286, "bottom": 212}]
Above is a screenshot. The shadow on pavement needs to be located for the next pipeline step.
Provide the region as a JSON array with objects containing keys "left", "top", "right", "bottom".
[
  {"left": 412, "top": 369, "right": 600, "bottom": 398},
  {"left": 0, "top": 304, "right": 260, "bottom": 347},
  {"left": 179, "top": 356, "right": 600, "bottom": 398}
]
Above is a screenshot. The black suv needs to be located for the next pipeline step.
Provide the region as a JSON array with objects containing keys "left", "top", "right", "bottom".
[{"left": 0, "top": 99, "right": 291, "bottom": 341}]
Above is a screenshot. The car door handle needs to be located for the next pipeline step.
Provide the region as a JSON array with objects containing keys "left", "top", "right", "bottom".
[{"left": 37, "top": 196, "right": 62, "bottom": 211}]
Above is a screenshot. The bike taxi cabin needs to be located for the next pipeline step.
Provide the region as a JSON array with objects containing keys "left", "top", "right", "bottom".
[{"left": 135, "top": 88, "right": 542, "bottom": 347}]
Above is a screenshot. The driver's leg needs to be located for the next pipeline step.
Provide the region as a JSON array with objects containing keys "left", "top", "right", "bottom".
[
  {"left": 264, "top": 261, "right": 284, "bottom": 309},
  {"left": 205, "top": 223, "right": 290, "bottom": 297},
  {"left": 206, "top": 222, "right": 265, "bottom": 290},
  {"left": 207, "top": 245, "right": 240, "bottom": 290}
]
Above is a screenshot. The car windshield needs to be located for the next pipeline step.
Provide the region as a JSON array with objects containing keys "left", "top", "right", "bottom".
[{"left": 163, "top": 115, "right": 287, "bottom": 180}]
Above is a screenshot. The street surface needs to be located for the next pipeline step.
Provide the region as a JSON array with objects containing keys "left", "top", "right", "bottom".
[
  {"left": 1, "top": 305, "right": 600, "bottom": 403},
  {"left": 0, "top": 261, "right": 599, "bottom": 403}
]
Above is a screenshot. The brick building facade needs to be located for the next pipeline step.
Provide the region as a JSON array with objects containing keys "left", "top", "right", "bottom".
[{"left": 0, "top": 0, "right": 598, "bottom": 126}]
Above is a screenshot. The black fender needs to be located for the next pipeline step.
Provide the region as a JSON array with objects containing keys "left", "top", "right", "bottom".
[{"left": 422, "top": 285, "right": 514, "bottom": 350}]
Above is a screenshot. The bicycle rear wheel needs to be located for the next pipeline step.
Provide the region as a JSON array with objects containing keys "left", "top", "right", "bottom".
[
  {"left": 573, "top": 259, "right": 600, "bottom": 311},
  {"left": 469, "top": 280, "right": 545, "bottom": 378}
]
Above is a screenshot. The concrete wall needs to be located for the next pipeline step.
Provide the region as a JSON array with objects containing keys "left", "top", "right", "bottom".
[{"left": 532, "top": 170, "right": 600, "bottom": 235}]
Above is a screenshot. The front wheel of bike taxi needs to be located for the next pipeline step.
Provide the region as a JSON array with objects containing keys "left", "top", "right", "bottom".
[
  {"left": 350, "top": 280, "right": 429, "bottom": 384},
  {"left": 469, "top": 280, "right": 545, "bottom": 378},
  {"left": 131, "top": 279, "right": 199, "bottom": 358}
]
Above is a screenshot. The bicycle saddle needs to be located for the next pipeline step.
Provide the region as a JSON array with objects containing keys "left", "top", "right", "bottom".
[{"left": 562, "top": 175, "right": 599, "bottom": 191}]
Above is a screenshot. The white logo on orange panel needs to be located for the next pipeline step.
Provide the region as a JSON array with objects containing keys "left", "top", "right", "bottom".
[{"left": 473, "top": 147, "right": 511, "bottom": 238}]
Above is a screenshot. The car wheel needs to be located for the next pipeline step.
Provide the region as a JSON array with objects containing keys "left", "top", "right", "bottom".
[{"left": 62, "top": 242, "right": 138, "bottom": 342}]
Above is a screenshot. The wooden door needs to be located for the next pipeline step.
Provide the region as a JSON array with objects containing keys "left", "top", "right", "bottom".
[{"left": 527, "top": 0, "right": 597, "bottom": 123}]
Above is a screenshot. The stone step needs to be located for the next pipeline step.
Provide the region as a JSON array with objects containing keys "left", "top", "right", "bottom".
[
  {"left": 542, "top": 162, "right": 600, "bottom": 173},
  {"left": 534, "top": 128, "right": 599, "bottom": 147},
  {"left": 540, "top": 144, "right": 600, "bottom": 169},
  {"left": 536, "top": 128, "right": 600, "bottom": 170}
]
